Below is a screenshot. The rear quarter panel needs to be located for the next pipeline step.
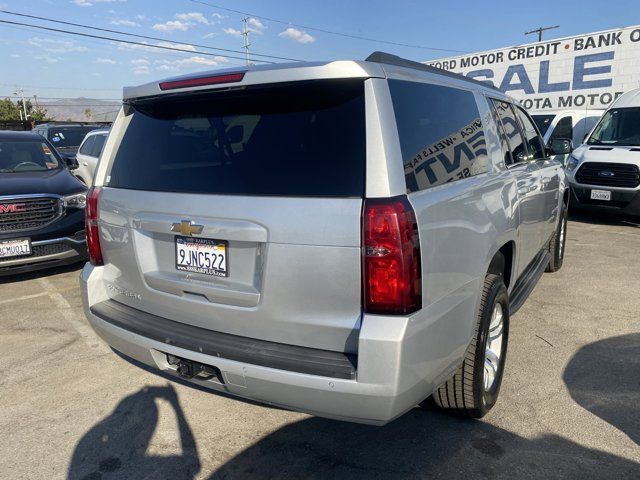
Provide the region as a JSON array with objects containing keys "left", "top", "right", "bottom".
[{"left": 403, "top": 90, "right": 518, "bottom": 384}]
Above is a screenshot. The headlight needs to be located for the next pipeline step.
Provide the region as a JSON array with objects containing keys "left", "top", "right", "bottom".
[
  {"left": 566, "top": 155, "right": 580, "bottom": 172},
  {"left": 63, "top": 192, "right": 87, "bottom": 209}
]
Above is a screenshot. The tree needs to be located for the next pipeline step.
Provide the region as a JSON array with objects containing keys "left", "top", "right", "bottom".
[
  {"left": 0, "top": 98, "right": 21, "bottom": 121},
  {"left": 84, "top": 108, "right": 92, "bottom": 121},
  {"left": 0, "top": 98, "right": 49, "bottom": 122},
  {"left": 17, "top": 99, "right": 49, "bottom": 122}
]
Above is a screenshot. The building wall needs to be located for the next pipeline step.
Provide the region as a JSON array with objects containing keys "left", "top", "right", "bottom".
[{"left": 425, "top": 26, "right": 640, "bottom": 112}]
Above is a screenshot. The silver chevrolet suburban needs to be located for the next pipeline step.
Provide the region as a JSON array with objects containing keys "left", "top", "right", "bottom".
[{"left": 80, "top": 53, "right": 568, "bottom": 425}]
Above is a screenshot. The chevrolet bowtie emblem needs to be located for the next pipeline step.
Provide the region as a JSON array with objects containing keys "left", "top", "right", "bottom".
[{"left": 171, "top": 220, "right": 204, "bottom": 236}]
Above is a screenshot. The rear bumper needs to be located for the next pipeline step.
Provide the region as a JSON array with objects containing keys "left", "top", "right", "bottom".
[
  {"left": 80, "top": 263, "right": 474, "bottom": 425},
  {"left": 569, "top": 183, "right": 640, "bottom": 215},
  {"left": 0, "top": 234, "right": 87, "bottom": 276}
]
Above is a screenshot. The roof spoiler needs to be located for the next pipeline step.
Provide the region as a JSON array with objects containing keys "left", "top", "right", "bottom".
[{"left": 365, "top": 51, "right": 500, "bottom": 92}]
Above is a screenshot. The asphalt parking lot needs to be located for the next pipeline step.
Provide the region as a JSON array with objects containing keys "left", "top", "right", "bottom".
[{"left": 1, "top": 211, "right": 638, "bottom": 480}]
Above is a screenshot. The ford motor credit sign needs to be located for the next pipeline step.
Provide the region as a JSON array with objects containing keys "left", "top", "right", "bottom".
[{"left": 426, "top": 26, "right": 640, "bottom": 111}]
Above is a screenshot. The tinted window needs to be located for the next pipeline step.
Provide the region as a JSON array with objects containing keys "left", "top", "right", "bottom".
[
  {"left": 389, "top": 80, "right": 488, "bottom": 192},
  {"left": 492, "top": 100, "right": 527, "bottom": 165},
  {"left": 515, "top": 107, "right": 545, "bottom": 160},
  {"left": 108, "top": 80, "right": 366, "bottom": 197},
  {"left": 0, "top": 140, "right": 61, "bottom": 172},
  {"left": 550, "top": 116, "right": 573, "bottom": 141},
  {"left": 48, "top": 126, "right": 97, "bottom": 148},
  {"left": 531, "top": 114, "right": 555, "bottom": 136},
  {"left": 91, "top": 134, "right": 107, "bottom": 158},
  {"left": 79, "top": 135, "right": 96, "bottom": 155},
  {"left": 588, "top": 107, "right": 640, "bottom": 146}
]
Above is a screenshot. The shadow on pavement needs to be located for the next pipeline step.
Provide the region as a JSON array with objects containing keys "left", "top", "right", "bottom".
[
  {"left": 68, "top": 342, "right": 640, "bottom": 479},
  {"left": 0, "top": 261, "right": 83, "bottom": 284},
  {"left": 207, "top": 404, "right": 639, "bottom": 479},
  {"left": 67, "top": 385, "right": 200, "bottom": 480},
  {"left": 563, "top": 333, "right": 639, "bottom": 446}
]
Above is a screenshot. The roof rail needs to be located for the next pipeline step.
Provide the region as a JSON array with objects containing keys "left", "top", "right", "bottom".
[{"left": 365, "top": 51, "right": 501, "bottom": 92}]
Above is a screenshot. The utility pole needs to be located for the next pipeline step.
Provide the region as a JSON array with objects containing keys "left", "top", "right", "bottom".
[
  {"left": 525, "top": 25, "right": 560, "bottom": 42},
  {"left": 13, "top": 88, "right": 28, "bottom": 120},
  {"left": 242, "top": 17, "right": 251, "bottom": 66}
]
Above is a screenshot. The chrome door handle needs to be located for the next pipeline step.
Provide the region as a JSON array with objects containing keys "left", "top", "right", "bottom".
[{"left": 83, "top": 162, "right": 89, "bottom": 166}]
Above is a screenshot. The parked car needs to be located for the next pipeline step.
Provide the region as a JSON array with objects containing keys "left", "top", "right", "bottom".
[
  {"left": 0, "top": 131, "right": 87, "bottom": 276},
  {"left": 565, "top": 88, "right": 640, "bottom": 216},
  {"left": 74, "top": 129, "right": 109, "bottom": 185},
  {"left": 80, "top": 53, "right": 568, "bottom": 425},
  {"left": 531, "top": 109, "right": 603, "bottom": 166},
  {"left": 31, "top": 123, "right": 104, "bottom": 164}
]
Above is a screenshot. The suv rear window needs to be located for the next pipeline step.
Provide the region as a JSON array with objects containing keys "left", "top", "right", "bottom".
[{"left": 107, "top": 80, "right": 366, "bottom": 197}]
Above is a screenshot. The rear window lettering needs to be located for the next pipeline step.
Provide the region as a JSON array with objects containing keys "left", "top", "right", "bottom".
[
  {"left": 389, "top": 80, "right": 489, "bottom": 192},
  {"left": 107, "top": 80, "right": 366, "bottom": 197}
]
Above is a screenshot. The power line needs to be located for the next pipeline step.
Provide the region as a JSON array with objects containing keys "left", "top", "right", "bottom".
[
  {"left": 0, "top": 18, "right": 276, "bottom": 64},
  {"left": 0, "top": 82, "right": 120, "bottom": 92},
  {"left": 38, "top": 104, "right": 122, "bottom": 107},
  {"left": 187, "top": 0, "right": 468, "bottom": 53},
  {"left": 0, "top": 10, "right": 302, "bottom": 62},
  {"left": 2, "top": 95, "right": 121, "bottom": 101}
]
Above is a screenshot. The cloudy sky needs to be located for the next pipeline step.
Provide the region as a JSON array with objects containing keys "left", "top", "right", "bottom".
[{"left": 0, "top": 0, "right": 637, "bottom": 100}]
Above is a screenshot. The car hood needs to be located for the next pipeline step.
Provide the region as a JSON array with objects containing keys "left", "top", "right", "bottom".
[
  {"left": 572, "top": 145, "right": 640, "bottom": 166},
  {"left": 0, "top": 168, "right": 86, "bottom": 197}
]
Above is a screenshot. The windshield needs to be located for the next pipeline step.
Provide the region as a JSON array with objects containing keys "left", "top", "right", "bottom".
[
  {"left": 531, "top": 114, "right": 556, "bottom": 136},
  {"left": 108, "top": 79, "right": 366, "bottom": 197},
  {"left": 48, "top": 127, "right": 96, "bottom": 148},
  {"left": 0, "top": 140, "right": 61, "bottom": 173},
  {"left": 588, "top": 107, "right": 640, "bottom": 146}
]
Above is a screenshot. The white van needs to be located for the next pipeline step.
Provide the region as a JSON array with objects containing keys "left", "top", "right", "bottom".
[
  {"left": 565, "top": 89, "right": 640, "bottom": 216},
  {"left": 531, "top": 110, "right": 603, "bottom": 165}
]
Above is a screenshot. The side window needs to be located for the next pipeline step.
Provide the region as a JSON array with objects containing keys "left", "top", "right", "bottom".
[
  {"left": 389, "top": 80, "right": 489, "bottom": 192},
  {"left": 492, "top": 100, "right": 527, "bottom": 165},
  {"left": 90, "top": 134, "right": 107, "bottom": 158},
  {"left": 550, "top": 116, "right": 573, "bottom": 142},
  {"left": 79, "top": 135, "right": 96, "bottom": 156},
  {"left": 515, "top": 106, "right": 546, "bottom": 160}
]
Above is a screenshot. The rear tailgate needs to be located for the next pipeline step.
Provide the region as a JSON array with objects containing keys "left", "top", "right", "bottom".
[{"left": 97, "top": 79, "right": 366, "bottom": 353}]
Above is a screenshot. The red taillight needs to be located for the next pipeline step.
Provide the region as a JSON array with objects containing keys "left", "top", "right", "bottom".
[
  {"left": 85, "top": 186, "right": 103, "bottom": 266},
  {"left": 362, "top": 195, "right": 422, "bottom": 315},
  {"left": 159, "top": 72, "right": 245, "bottom": 90}
]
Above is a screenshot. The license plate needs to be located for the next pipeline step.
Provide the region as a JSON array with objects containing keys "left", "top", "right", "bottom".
[
  {"left": 175, "top": 236, "right": 228, "bottom": 277},
  {"left": 590, "top": 189, "right": 611, "bottom": 201},
  {"left": 0, "top": 238, "right": 31, "bottom": 259}
]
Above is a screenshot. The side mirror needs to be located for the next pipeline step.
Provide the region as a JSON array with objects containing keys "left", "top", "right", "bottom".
[
  {"left": 548, "top": 138, "right": 573, "bottom": 155},
  {"left": 227, "top": 125, "right": 244, "bottom": 144},
  {"left": 63, "top": 155, "right": 79, "bottom": 170}
]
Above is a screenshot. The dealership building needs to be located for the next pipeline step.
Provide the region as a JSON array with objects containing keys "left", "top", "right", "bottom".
[{"left": 425, "top": 25, "right": 640, "bottom": 112}]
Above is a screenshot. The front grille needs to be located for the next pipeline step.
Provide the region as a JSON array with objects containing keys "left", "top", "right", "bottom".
[
  {"left": 575, "top": 163, "right": 640, "bottom": 188},
  {"left": 0, "top": 197, "right": 61, "bottom": 232}
]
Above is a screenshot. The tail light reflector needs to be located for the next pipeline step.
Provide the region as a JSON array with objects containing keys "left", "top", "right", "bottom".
[
  {"left": 363, "top": 196, "right": 421, "bottom": 315},
  {"left": 85, "top": 187, "right": 103, "bottom": 266}
]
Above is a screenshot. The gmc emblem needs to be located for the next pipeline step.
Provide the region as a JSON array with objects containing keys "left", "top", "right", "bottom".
[{"left": 0, "top": 203, "right": 27, "bottom": 214}]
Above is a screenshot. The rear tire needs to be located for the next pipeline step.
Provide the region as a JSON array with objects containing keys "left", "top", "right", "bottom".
[
  {"left": 430, "top": 274, "right": 509, "bottom": 418},
  {"left": 546, "top": 203, "right": 568, "bottom": 273}
]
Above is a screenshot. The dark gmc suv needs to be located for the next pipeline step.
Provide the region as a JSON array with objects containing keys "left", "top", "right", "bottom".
[{"left": 0, "top": 131, "right": 87, "bottom": 276}]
